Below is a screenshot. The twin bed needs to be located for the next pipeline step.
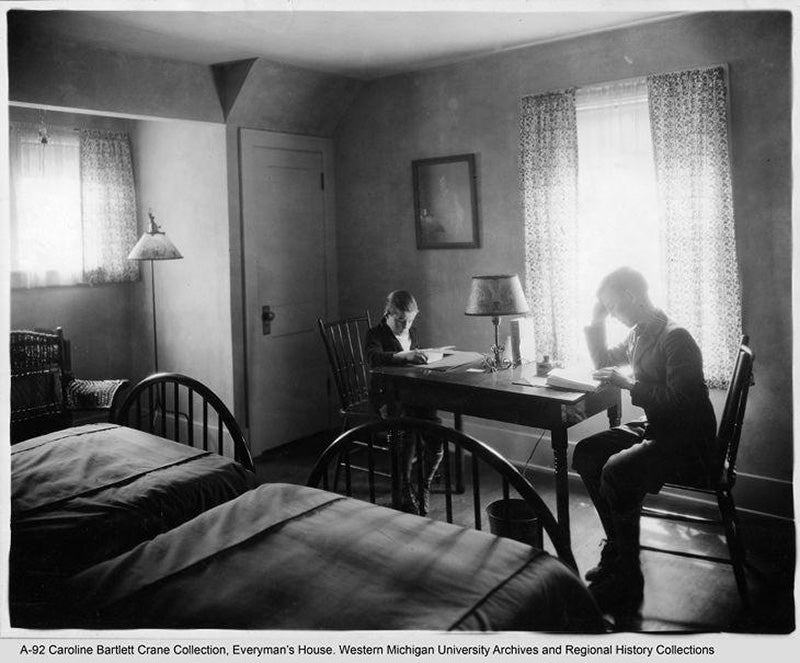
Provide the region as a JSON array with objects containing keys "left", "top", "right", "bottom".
[
  {"left": 10, "top": 423, "right": 256, "bottom": 625},
  {"left": 9, "top": 375, "right": 603, "bottom": 632}
]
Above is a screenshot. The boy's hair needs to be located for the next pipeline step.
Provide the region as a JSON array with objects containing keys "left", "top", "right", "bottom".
[
  {"left": 598, "top": 267, "right": 649, "bottom": 300},
  {"left": 384, "top": 290, "right": 418, "bottom": 316}
]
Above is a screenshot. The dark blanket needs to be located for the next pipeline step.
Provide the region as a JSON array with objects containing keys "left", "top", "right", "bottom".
[
  {"left": 10, "top": 424, "right": 256, "bottom": 625},
  {"left": 60, "top": 483, "right": 603, "bottom": 632}
]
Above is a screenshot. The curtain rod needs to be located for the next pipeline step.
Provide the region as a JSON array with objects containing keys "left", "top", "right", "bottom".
[{"left": 521, "top": 63, "right": 728, "bottom": 101}]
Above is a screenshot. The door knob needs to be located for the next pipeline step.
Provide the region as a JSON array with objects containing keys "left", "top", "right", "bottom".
[{"left": 262, "top": 305, "right": 276, "bottom": 335}]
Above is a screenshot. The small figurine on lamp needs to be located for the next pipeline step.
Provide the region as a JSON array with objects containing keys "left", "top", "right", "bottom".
[{"left": 465, "top": 274, "right": 530, "bottom": 371}]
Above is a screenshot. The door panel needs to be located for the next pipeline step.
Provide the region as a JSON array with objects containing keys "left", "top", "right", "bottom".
[{"left": 241, "top": 131, "right": 331, "bottom": 455}]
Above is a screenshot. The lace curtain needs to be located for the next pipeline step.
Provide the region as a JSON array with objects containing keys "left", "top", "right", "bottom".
[
  {"left": 520, "top": 67, "right": 741, "bottom": 388},
  {"left": 648, "top": 66, "right": 742, "bottom": 388},
  {"left": 9, "top": 123, "right": 138, "bottom": 287},
  {"left": 519, "top": 90, "right": 579, "bottom": 364},
  {"left": 9, "top": 123, "right": 84, "bottom": 287},
  {"left": 80, "top": 129, "right": 139, "bottom": 284}
]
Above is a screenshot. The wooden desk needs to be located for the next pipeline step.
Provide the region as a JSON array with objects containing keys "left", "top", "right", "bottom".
[{"left": 371, "top": 363, "right": 621, "bottom": 548}]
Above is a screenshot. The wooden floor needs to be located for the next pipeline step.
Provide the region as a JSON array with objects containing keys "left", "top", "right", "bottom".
[{"left": 255, "top": 430, "right": 795, "bottom": 635}]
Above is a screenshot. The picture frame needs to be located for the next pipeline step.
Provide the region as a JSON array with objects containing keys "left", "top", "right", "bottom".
[{"left": 412, "top": 153, "right": 480, "bottom": 249}]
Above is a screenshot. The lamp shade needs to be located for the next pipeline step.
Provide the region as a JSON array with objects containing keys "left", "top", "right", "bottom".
[
  {"left": 465, "top": 274, "right": 530, "bottom": 316},
  {"left": 128, "top": 212, "right": 183, "bottom": 261}
]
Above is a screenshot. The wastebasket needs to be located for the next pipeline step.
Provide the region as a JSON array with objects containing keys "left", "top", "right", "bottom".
[{"left": 486, "top": 498, "right": 543, "bottom": 548}]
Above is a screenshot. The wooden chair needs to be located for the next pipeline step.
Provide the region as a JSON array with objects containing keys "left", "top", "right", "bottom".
[
  {"left": 10, "top": 328, "right": 129, "bottom": 444},
  {"left": 317, "top": 311, "right": 390, "bottom": 491},
  {"left": 640, "top": 335, "right": 755, "bottom": 608},
  {"left": 114, "top": 372, "right": 255, "bottom": 472},
  {"left": 307, "top": 417, "right": 578, "bottom": 571}
]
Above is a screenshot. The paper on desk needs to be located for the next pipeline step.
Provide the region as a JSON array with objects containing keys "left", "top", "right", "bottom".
[
  {"left": 418, "top": 346, "right": 456, "bottom": 355},
  {"left": 512, "top": 362, "right": 547, "bottom": 387},
  {"left": 417, "top": 350, "right": 485, "bottom": 371},
  {"left": 422, "top": 351, "right": 445, "bottom": 363}
]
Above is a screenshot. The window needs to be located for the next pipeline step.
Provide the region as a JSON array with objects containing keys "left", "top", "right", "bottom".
[
  {"left": 9, "top": 124, "right": 83, "bottom": 286},
  {"left": 520, "top": 66, "right": 741, "bottom": 387},
  {"left": 9, "top": 121, "right": 139, "bottom": 288},
  {"left": 573, "top": 78, "right": 663, "bottom": 364}
]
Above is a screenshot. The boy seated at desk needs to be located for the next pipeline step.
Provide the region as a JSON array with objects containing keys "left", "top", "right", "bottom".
[
  {"left": 572, "top": 267, "right": 716, "bottom": 621},
  {"left": 365, "top": 290, "right": 442, "bottom": 516}
]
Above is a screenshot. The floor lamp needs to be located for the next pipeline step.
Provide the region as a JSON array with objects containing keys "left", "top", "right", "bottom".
[{"left": 128, "top": 210, "right": 183, "bottom": 374}]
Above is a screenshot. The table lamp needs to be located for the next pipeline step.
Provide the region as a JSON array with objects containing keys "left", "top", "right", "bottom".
[
  {"left": 128, "top": 210, "right": 183, "bottom": 373},
  {"left": 465, "top": 274, "right": 530, "bottom": 370}
]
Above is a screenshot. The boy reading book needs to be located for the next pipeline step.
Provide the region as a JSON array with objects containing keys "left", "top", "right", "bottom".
[
  {"left": 571, "top": 267, "right": 716, "bottom": 623},
  {"left": 364, "top": 290, "right": 442, "bottom": 516}
]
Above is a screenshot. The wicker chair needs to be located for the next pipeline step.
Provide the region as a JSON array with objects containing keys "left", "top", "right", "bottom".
[{"left": 10, "top": 328, "right": 129, "bottom": 444}]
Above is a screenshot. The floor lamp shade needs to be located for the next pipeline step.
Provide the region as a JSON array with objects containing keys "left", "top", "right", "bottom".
[
  {"left": 128, "top": 211, "right": 183, "bottom": 373},
  {"left": 128, "top": 212, "right": 183, "bottom": 261}
]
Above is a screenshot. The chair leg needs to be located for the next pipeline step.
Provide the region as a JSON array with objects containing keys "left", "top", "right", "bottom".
[
  {"left": 332, "top": 448, "right": 346, "bottom": 492},
  {"left": 453, "top": 413, "right": 465, "bottom": 493},
  {"left": 414, "top": 432, "right": 426, "bottom": 509},
  {"left": 718, "top": 489, "right": 750, "bottom": 610},
  {"left": 366, "top": 432, "right": 377, "bottom": 503},
  {"left": 389, "top": 428, "right": 401, "bottom": 509}
]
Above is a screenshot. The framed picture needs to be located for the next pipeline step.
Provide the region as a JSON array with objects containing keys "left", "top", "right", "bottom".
[{"left": 412, "top": 153, "right": 480, "bottom": 249}]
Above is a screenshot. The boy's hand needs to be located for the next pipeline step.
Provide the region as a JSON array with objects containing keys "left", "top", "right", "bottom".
[
  {"left": 591, "top": 299, "right": 608, "bottom": 325},
  {"left": 592, "top": 367, "right": 635, "bottom": 391},
  {"left": 395, "top": 350, "right": 428, "bottom": 364}
]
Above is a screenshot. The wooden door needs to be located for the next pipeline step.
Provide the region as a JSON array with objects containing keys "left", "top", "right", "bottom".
[{"left": 240, "top": 129, "right": 334, "bottom": 455}]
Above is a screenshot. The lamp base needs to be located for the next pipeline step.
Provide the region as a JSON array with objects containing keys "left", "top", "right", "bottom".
[{"left": 483, "top": 344, "right": 512, "bottom": 372}]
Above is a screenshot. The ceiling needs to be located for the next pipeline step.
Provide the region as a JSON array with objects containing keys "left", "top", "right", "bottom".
[{"left": 13, "top": 9, "right": 680, "bottom": 80}]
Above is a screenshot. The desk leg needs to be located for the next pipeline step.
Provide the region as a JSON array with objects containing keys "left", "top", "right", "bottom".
[
  {"left": 551, "top": 426, "right": 571, "bottom": 549},
  {"left": 453, "top": 413, "right": 465, "bottom": 494}
]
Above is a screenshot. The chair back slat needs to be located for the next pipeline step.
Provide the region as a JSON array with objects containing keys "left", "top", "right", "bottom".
[
  {"left": 172, "top": 382, "right": 180, "bottom": 442},
  {"left": 307, "top": 418, "right": 577, "bottom": 570},
  {"left": 187, "top": 388, "right": 195, "bottom": 447},
  {"left": 115, "top": 373, "right": 254, "bottom": 473},
  {"left": 135, "top": 395, "right": 142, "bottom": 432},
  {"left": 318, "top": 311, "right": 373, "bottom": 412},
  {"left": 340, "top": 323, "right": 358, "bottom": 400},
  {"left": 442, "top": 438, "right": 453, "bottom": 523},
  {"left": 471, "top": 454, "right": 482, "bottom": 530},
  {"left": 159, "top": 382, "right": 167, "bottom": 438},
  {"left": 147, "top": 386, "right": 156, "bottom": 435},
  {"left": 218, "top": 411, "right": 225, "bottom": 457},
  {"left": 716, "top": 336, "right": 754, "bottom": 487},
  {"left": 202, "top": 401, "right": 209, "bottom": 451},
  {"left": 367, "top": 434, "right": 377, "bottom": 503}
]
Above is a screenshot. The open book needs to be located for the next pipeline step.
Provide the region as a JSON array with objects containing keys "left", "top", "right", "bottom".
[
  {"left": 545, "top": 368, "right": 601, "bottom": 392},
  {"left": 414, "top": 349, "right": 484, "bottom": 371}
]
